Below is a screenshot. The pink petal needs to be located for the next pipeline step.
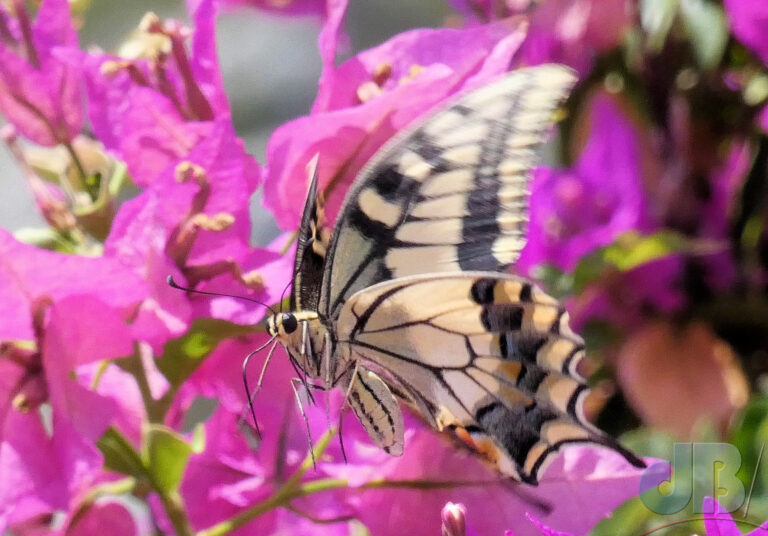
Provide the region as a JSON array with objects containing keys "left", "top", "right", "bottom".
[
  {"left": 0, "top": 412, "right": 68, "bottom": 527},
  {"left": 0, "top": 229, "right": 148, "bottom": 341},
  {"left": 66, "top": 501, "right": 137, "bottom": 536},
  {"left": 723, "top": 0, "right": 768, "bottom": 67},
  {"left": 190, "top": 0, "right": 231, "bottom": 117},
  {"left": 702, "top": 497, "right": 741, "bottom": 536},
  {"left": 266, "top": 20, "right": 525, "bottom": 229},
  {"left": 32, "top": 0, "right": 78, "bottom": 53},
  {"left": 82, "top": 52, "right": 213, "bottom": 187},
  {"left": 525, "top": 513, "right": 574, "bottom": 536}
]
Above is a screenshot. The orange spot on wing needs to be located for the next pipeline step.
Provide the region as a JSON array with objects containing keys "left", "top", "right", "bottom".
[
  {"left": 454, "top": 426, "right": 477, "bottom": 449},
  {"left": 473, "top": 436, "right": 501, "bottom": 463}
]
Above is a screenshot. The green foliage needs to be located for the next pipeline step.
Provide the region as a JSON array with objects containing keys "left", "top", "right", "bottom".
[
  {"left": 143, "top": 424, "right": 202, "bottom": 493},
  {"left": 158, "top": 317, "right": 258, "bottom": 390}
]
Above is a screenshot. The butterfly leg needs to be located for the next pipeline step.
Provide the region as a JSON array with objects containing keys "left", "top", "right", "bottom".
[
  {"left": 240, "top": 338, "right": 279, "bottom": 438},
  {"left": 345, "top": 365, "right": 405, "bottom": 456},
  {"left": 290, "top": 376, "right": 318, "bottom": 470},
  {"left": 336, "top": 360, "right": 361, "bottom": 463},
  {"left": 319, "top": 330, "right": 338, "bottom": 458}
]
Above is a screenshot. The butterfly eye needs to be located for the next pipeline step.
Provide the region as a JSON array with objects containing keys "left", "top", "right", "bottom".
[{"left": 281, "top": 313, "right": 298, "bottom": 334}]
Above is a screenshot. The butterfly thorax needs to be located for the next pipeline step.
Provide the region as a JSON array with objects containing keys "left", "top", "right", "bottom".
[{"left": 267, "top": 311, "right": 335, "bottom": 381}]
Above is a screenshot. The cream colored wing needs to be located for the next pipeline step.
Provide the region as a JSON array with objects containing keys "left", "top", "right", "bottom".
[
  {"left": 319, "top": 65, "right": 577, "bottom": 320},
  {"left": 336, "top": 273, "right": 645, "bottom": 484}
]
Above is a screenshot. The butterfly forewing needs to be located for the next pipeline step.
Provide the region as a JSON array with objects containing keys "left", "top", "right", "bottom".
[
  {"left": 291, "top": 161, "right": 330, "bottom": 312},
  {"left": 319, "top": 65, "right": 577, "bottom": 319},
  {"left": 335, "top": 273, "right": 644, "bottom": 483}
]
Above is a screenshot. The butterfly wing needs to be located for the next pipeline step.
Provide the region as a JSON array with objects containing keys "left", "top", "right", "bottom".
[
  {"left": 336, "top": 273, "right": 645, "bottom": 484},
  {"left": 319, "top": 64, "right": 577, "bottom": 319},
  {"left": 291, "top": 159, "right": 331, "bottom": 312}
]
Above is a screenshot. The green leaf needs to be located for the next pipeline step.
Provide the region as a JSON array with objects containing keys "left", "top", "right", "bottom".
[
  {"left": 572, "top": 249, "right": 608, "bottom": 293},
  {"left": 730, "top": 396, "right": 768, "bottom": 498},
  {"left": 97, "top": 427, "right": 147, "bottom": 478},
  {"left": 678, "top": 0, "right": 728, "bottom": 70},
  {"left": 12, "top": 227, "right": 75, "bottom": 253},
  {"left": 603, "top": 231, "right": 687, "bottom": 271},
  {"left": 157, "top": 318, "right": 258, "bottom": 390},
  {"left": 531, "top": 264, "right": 574, "bottom": 300},
  {"left": 190, "top": 423, "right": 206, "bottom": 454},
  {"left": 572, "top": 231, "right": 689, "bottom": 292},
  {"left": 143, "top": 425, "right": 194, "bottom": 493}
]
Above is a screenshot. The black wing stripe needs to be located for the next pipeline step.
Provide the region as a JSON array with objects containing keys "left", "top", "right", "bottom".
[
  {"left": 319, "top": 65, "right": 578, "bottom": 319},
  {"left": 291, "top": 163, "right": 328, "bottom": 311}
]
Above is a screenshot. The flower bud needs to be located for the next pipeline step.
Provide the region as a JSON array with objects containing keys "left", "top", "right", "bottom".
[{"left": 441, "top": 502, "right": 466, "bottom": 536}]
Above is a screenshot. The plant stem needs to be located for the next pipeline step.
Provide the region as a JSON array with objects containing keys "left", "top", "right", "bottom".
[
  {"left": 197, "top": 429, "right": 336, "bottom": 536},
  {"left": 158, "top": 489, "right": 195, "bottom": 536},
  {"left": 197, "top": 423, "right": 497, "bottom": 536},
  {"left": 98, "top": 427, "right": 194, "bottom": 536},
  {"left": 62, "top": 140, "right": 90, "bottom": 187}
]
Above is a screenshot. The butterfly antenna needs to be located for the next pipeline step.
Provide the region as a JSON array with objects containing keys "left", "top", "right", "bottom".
[
  {"left": 167, "top": 275, "right": 277, "bottom": 316},
  {"left": 241, "top": 336, "right": 279, "bottom": 440},
  {"left": 278, "top": 279, "right": 292, "bottom": 313}
]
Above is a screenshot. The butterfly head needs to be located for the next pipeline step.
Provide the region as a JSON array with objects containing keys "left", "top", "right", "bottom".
[
  {"left": 266, "top": 312, "right": 298, "bottom": 339},
  {"left": 266, "top": 310, "right": 326, "bottom": 378}
]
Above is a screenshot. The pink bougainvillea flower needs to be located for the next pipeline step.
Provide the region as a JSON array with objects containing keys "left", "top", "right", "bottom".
[
  {"left": 157, "top": 336, "right": 351, "bottom": 535},
  {"left": 447, "top": 0, "right": 630, "bottom": 73},
  {"left": 0, "top": 296, "right": 138, "bottom": 531},
  {"left": 264, "top": 0, "right": 528, "bottom": 228},
  {"left": 0, "top": 228, "right": 148, "bottom": 342},
  {"left": 519, "top": 512, "right": 572, "bottom": 536},
  {"left": 106, "top": 119, "right": 258, "bottom": 270},
  {"left": 695, "top": 141, "right": 750, "bottom": 291},
  {"left": 7, "top": 498, "right": 147, "bottom": 536},
  {"left": 0, "top": 231, "right": 147, "bottom": 529},
  {"left": 64, "top": 500, "right": 143, "bottom": 536},
  {"left": 521, "top": 0, "right": 629, "bottom": 72},
  {"left": 79, "top": 0, "right": 236, "bottom": 187},
  {"left": 570, "top": 256, "right": 686, "bottom": 332},
  {"left": 187, "top": 233, "right": 295, "bottom": 327},
  {"left": 104, "top": 118, "right": 260, "bottom": 349},
  {"left": 702, "top": 497, "right": 768, "bottom": 536},
  {"left": 723, "top": 2, "right": 768, "bottom": 132},
  {"left": 318, "top": 412, "right": 648, "bottom": 536},
  {"left": 0, "top": 0, "right": 82, "bottom": 146},
  {"left": 442, "top": 502, "right": 482, "bottom": 536},
  {"left": 723, "top": 0, "right": 768, "bottom": 67},
  {"left": 519, "top": 92, "right": 652, "bottom": 273},
  {"left": 515, "top": 497, "right": 768, "bottom": 536}
]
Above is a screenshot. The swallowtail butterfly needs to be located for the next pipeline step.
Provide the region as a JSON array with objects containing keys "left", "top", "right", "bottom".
[{"left": 265, "top": 64, "right": 645, "bottom": 484}]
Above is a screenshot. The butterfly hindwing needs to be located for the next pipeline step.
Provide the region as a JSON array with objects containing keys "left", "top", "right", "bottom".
[
  {"left": 335, "top": 273, "right": 645, "bottom": 483},
  {"left": 319, "top": 65, "right": 577, "bottom": 319}
]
